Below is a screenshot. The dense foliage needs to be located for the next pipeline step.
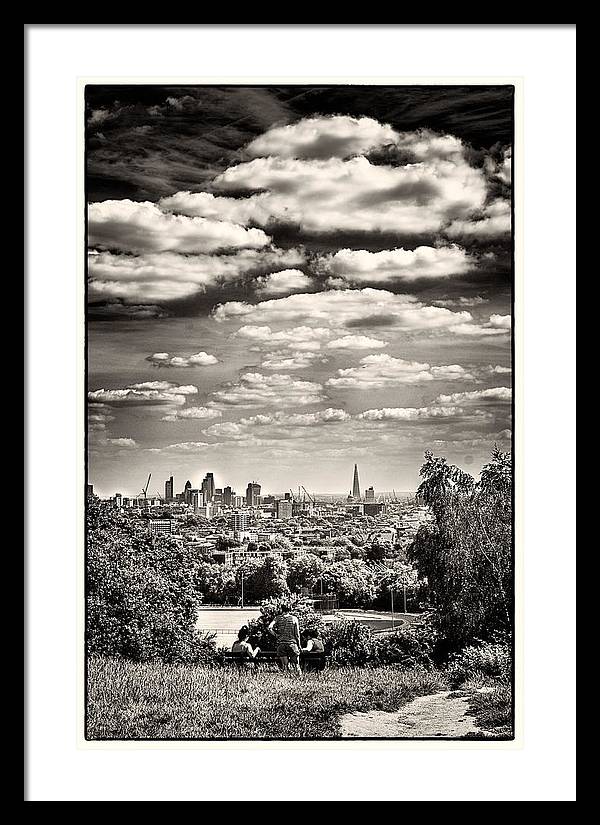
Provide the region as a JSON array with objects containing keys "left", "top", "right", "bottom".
[
  {"left": 409, "top": 447, "right": 513, "bottom": 653},
  {"left": 87, "top": 502, "right": 214, "bottom": 663}
]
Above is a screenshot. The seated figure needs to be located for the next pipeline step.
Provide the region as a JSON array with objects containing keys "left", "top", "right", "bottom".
[{"left": 231, "top": 626, "right": 260, "bottom": 662}]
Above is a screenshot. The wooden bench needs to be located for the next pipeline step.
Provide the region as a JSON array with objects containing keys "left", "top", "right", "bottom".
[{"left": 222, "top": 650, "right": 327, "bottom": 672}]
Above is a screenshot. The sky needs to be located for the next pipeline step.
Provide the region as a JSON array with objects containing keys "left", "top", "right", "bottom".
[{"left": 86, "top": 84, "right": 513, "bottom": 498}]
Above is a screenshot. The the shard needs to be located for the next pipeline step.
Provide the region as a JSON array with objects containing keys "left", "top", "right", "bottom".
[{"left": 352, "top": 463, "right": 361, "bottom": 500}]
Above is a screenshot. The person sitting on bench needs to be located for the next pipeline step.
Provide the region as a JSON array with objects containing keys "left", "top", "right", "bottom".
[
  {"left": 231, "top": 626, "right": 260, "bottom": 661},
  {"left": 302, "top": 628, "right": 324, "bottom": 654}
]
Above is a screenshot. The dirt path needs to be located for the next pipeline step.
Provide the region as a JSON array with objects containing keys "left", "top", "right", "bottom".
[{"left": 340, "top": 691, "right": 484, "bottom": 738}]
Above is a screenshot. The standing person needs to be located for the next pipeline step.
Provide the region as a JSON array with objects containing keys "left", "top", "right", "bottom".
[{"left": 268, "top": 603, "right": 302, "bottom": 674}]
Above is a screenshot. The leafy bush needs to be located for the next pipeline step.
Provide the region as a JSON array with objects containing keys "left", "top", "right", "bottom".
[
  {"left": 322, "top": 619, "right": 373, "bottom": 666},
  {"left": 371, "top": 622, "right": 437, "bottom": 669},
  {"left": 87, "top": 501, "right": 214, "bottom": 664},
  {"left": 446, "top": 640, "right": 512, "bottom": 687}
]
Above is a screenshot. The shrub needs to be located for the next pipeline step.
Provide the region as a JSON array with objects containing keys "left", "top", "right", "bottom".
[
  {"left": 322, "top": 619, "right": 373, "bottom": 666},
  {"left": 87, "top": 501, "right": 214, "bottom": 664},
  {"left": 446, "top": 640, "right": 512, "bottom": 687},
  {"left": 371, "top": 622, "right": 437, "bottom": 669}
]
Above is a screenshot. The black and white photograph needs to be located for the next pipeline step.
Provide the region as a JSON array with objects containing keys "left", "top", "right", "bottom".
[
  {"left": 85, "top": 82, "right": 516, "bottom": 741},
  {"left": 25, "top": 22, "right": 577, "bottom": 803}
]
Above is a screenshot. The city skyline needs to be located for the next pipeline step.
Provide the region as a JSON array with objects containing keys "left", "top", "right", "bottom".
[
  {"left": 87, "top": 85, "right": 513, "bottom": 497},
  {"left": 90, "top": 463, "right": 412, "bottom": 501}
]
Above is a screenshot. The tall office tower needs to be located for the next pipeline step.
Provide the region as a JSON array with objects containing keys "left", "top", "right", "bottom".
[
  {"left": 230, "top": 511, "right": 250, "bottom": 531},
  {"left": 223, "top": 485, "right": 233, "bottom": 506},
  {"left": 352, "top": 464, "right": 361, "bottom": 500},
  {"left": 365, "top": 486, "right": 375, "bottom": 502},
  {"left": 87, "top": 484, "right": 94, "bottom": 499},
  {"left": 165, "top": 475, "right": 174, "bottom": 501},
  {"left": 213, "top": 488, "right": 223, "bottom": 506},
  {"left": 276, "top": 499, "right": 293, "bottom": 520},
  {"left": 184, "top": 480, "right": 192, "bottom": 505},
  {"left": 202, "top": 472, "right": 215, "bottom": 503},
  {"left": 246, "top": 481, "right": 261, "bottom": 506}
]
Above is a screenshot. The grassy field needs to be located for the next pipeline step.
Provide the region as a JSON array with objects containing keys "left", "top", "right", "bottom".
[{"left": 87, "top": 656, "right": 446, "bottom": 740}]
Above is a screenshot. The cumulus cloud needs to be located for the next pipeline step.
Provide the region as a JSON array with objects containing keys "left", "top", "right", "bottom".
[
  {"left": 327, "top": 354, "right": 474, "bottom": 389},
  {"left": 210, "top": 154, "right": 488, "bottom": 236},
  {"left": 255, "top": 269, "right": 314, "bottom": 296},
  {"left": 326, "top": 335, "right": 388, "bottom": 350},
  {"left": 215, "top": 288, "right": 473, "bottom": 332},
  {"left": 485, "top": 147, "right": 512, "bottom": 186},
  {"left": 210, "top": 372, "right": 324, "bottom": 408},
  {"left": 450, "top": 314, "right": 511, "bottom": 336},
  {"left": 203, "top": 408, "right": 351, "bottom": 439},
  {"left": 245, "top": 115, "right": 400, "bottom": 160},
  {"left": 88, "top": 199, "right": 271, "bottom": 255},
  {"left": 234, "top": 325, "right": 333, "bottom": 351},
  {"left": 358, "top": 386, "right": 511, "bottom": 424},
  {"left": 88, "top": 247, "right": 305, "bottom": 304},
  {"left": 446, "top": 198, "right": 511, "bottom": 239},
  {"left": 147, "top": 351, "right": 218, "bottom": 368},
  {"left": 149, "top": 441, "right": 212, "bottom": 453},
  {"left": 435, "top": 387, "right": 512, "bottom": 405},
  {"left": 88, "top": 381, "right": 198, "bottom": 407},
  {"left": 321, "top": 245, "right": 472, "bottom": 285},
  {"left": 260, "top": 351, "right": 328, "bottom": 370},
  {"left": 433, "top": 296, "right": 488, "bottom": 308},
  {"left": 161, "top": 406, "right": 223, "bottom": 422}
]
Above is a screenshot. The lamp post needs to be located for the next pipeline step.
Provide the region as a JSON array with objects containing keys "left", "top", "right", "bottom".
[
  {"left": 241, "top": 570, "right": 244, "bottom": 609},
  {"left": 390, "top": 585, "right": 395, "bottom": 629}
]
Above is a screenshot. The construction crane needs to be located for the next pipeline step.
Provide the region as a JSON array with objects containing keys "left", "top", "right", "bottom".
[
  {"left": 301, "top": 485, "right": 315, "bottom": 505},
  {"left": 140, "top": 473, "right": 152, "bottom": 499}
]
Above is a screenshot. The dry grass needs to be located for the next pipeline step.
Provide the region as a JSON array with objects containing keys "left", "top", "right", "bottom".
[{"left": 86, "top": 656, "right": 446, "bottom": 740}]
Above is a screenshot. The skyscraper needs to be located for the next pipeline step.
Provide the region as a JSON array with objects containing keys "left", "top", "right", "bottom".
[
  {"left": 246, "top": 481, "right": 261, "bottom": 506},
  {"left": 365, "top": 485, "right": 375, "bottom": 502},
  {"left": 202, "top": 472, "right": 215, "bottom": 503},
  {"left": 352, "top": 464, "right": 361, "bottom": 500},
  {"left": 165, "top": 475, "right": 174, "bottom": 501},
  {"left": 184, "top": 480, "right": 192, "bottom": 505},
  {"left": 223, "top": 485, "right": 233, "bottom": 506}
]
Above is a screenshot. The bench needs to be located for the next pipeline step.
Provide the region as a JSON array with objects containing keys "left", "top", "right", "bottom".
[{"left": 222, "top": 650, "right": 327, "bottom": 672}]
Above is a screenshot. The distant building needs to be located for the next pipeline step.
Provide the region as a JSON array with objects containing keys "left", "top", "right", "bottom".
[
  {"left": 184, "top": 480, "right": 192, "bottom": 505},
  {"left": 276, "top": 499, "right": 293, "bottom": 520},
  {"left": 363, "top": 502, "right": 384, "bottom": 516},
  {"left": 148, "top": 519, "right": 176, "bottom": 535},
  {"left": 352, "top": 464, "right": 361, "bottom": 501},
  {"left": 230, "top": 511, "right": 250, "bottom": 531},
  {"left": 87, "top": 484, "right": 94, "bottom": 498},
  {"left": 202, "top": 472, "right": 215, "bottom": 503},
  {"left": 246, "top": 481, "right": 261, "bottom": 506},
  {"left": 365, "top": 486, "right": 375, "bottom": 502},
  {"left": 165, "top": 476, "right": 174, "bottom": 501},
  {"left": 195, "top": 504, "right": 213, "bottom": 520},
  {"left": 213, "top": 488, "right": 223, "bottom": 506},
  {"left": 223, "top": 486, "right": 233, "bottom": 506},
  {"left": 114, "top": 492, "right": 123, "bottom": 508}
]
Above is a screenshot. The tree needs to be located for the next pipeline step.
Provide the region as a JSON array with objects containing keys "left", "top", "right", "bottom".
[
  {"left": 87, "top": 501, "right": 213, "bottom": 663},
  {"left": 195, "top": 562, "right": 237, "bottom": 604},
  {"left": 367, "top": 543, "right": 387, "bottom": 562},
  {"left": 409, "top": 449, "right": 513, "bottom": 653},
  {"left": 235, "top": 556, "right": 289, "bottom": 603},
  {"left": 321, "top": 560, "right": 377, "bottom": 608},
  {"left": 286, "top": 554, "right": 325, "bottom": 592}
]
